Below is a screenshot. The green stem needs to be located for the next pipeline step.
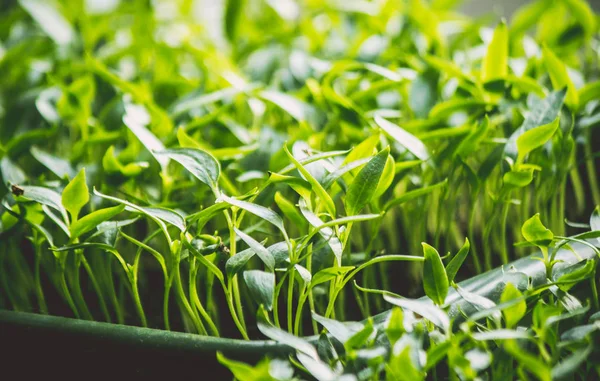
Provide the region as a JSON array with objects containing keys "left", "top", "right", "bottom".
[
  {"left": 105, "top": 254, "right": 124, "bottom": 324},
  {"left": 81, "top": 257, "right": 111, "bottom": 323},
  {"left": 59, "top": 269, "right": 79, "bottom": 319},
  {"left": 287, "top": 268, "right": 295, "bottom": 333},
  {"left": 225, "top": 282, "right": 250, "bottom": 339},
  {"left": 189, "top": 259, "right": 219, "bottom": 336},
  {"left": 499, "top": 200, "right": 510, "bottom": 264},
  {"left": 225, "top": 210, "right": 247, "bottom": 332},
  {"left": 584, "top": 130, "right": 600, "bottom": 206},
  {"left": 70, "top": 251, "right": 93, "bottom": 320},
  {"left": 33, "top": 238, "right": 48, "bottom": 314},
  {"left": 173, "top": 261, "right": 206, "bottom": 335}
]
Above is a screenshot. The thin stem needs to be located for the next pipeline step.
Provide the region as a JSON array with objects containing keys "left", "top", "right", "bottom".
[
  {"left": 33, "top": 237, "right": 48, "bottom": 314},
  {"left": 81, "top": 256, "right": 111, "bottom": 322},
  {"left": 499, "top": 200, "right": 510, "bottom": 264},
  {"left": 287, "top": 268, "right": 295, "bottom": 332},
  {"left": 59, "top": 269, "right": 80, "bottom": 319},
  {"left": 189, "top": 259, "right": 219, "bottom": 336},
  {"left": 172, "top": 261, "right": 206, "bottom": 335},
  {"left": 584, "top": 130, "right": 600, "bottom": 205},
  {"left": 70, "top": 251, "right": 93, "bottom": 320}
]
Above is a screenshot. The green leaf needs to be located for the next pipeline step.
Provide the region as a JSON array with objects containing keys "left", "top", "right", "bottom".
[
  {"left": 542, "top": 45, "right": 579, "bottom": 110},
  {"left": 384, "top": 179, "right": 447, "bottom": 211},
  {"left": 504, "top": 340, "right": 551, "bottom": 381},
  {"left": 578, "top": 81, "right": 600, "bottom": 107},
  {"left": 563, "top": 0, "right": 597, "bottom": 39},
  {"left": 140, "top": 207, "right": 186, "bottom": 232},
  {"left": 482, "top": 21, "right": 508, "bottom": 82},
  {"left": 243, "top": 270, "right": 275, "bottom": 311},
  {"left": 551, "top": 344, "right": 593, "bottom": 380},
  {"left": 516, "top": 117, "right": 559, "bottom": 163},
  {"left": 17, "top": 186, "right": 68, "bottom": 223},
  {"left": 422, "top": 243, "right": 449, "bottom": 306},
  {"left": 375, "top": 116, "right": 430, "bottom": 161},
  {"left": 274, "top": 192, "right": 307, "bottom": 229},
  {"left": 19, "top": 0, "right": 75, "bottom": 45},
  {"left": 93, "top": 188, "right": 170, "bottom": 241},
  {"left": 225, "top": 247, "right": 257, "bottom": 279},
  {"left": 0, "top": 157, "right": 26, "bottom": 187},
  {"left": 224, "top": 0, "right": 244, "bottom": 42},
  {"left": 61, "top": 168, "right": 89, "bottom": 222},
  {"left": 503, "top": 167, "right": 535, "bottom": 188},
  {"left": 473, "top": 330, "right": 531, "bottom": 341},
  {"left": 70, "top": 204, "right": 125, "bottom": 240},
  {"left": 345, "top": 147, "right": 389, "bottom": 215},
  {"left": 344, "top": 319, "right": 375, "bottom": 351},
  {"left": 321, "top": 157, "right": 371, "bottom": 190},
  {"left": 283, "top": 145, "right": 336, "bottom": 218},
  {"left": 311, "top": 266, "right": 355, "bottom": 288},
  {"left": 409, "top": 70, "right": 438, "bottom": 118},
  {"left": 296, "top": 352, "right": 337, "bottom": 381},
  {"left": 383, "top": 295, "right": 450, "bottom": 332},
  {"left": 504, "top": 90, "right": 566, "bottom": 160},
  {"left": 257, "top": 321, "right": 319, "bottom": 360},
  {"left": 299, "top": 199, "right": 343, "bottom": 264},
  {"left": 312, "top": 312, "right": 364, "bottom": 344},
  {"left": 216, "top": 352, "right": 273, "bottom": 381},
  {"left": 386, "top": 346, "right": 425, "bottom": 381},
  {"left": 522, "top": 213, "right": 554, "bottom": 246},
  {"left": 155, "top": 148, "right": 220, "bottom": 193},
  {"left": 373, "top": 154, "right": 395, "bottom": 199},
  {"left": 500, "top": 282, "right": 526, "bottom": 328},
  {"left": 234, "top": 227, "right": 274, "bottom": 271},
  {"left": 446, "top": 238, "right": 470, "bottom": 283},
  {"left": 30, "top": 146, "right": 75, "bottom": 179},
  {"left": 261, "top": 90, "right": 324, "bottom": 126},
  {"left": 123, "top": 104, "right": 169, "bottom": 170},
  {"left": 555, "top": 260, "right": 596, "bottom": 291},
  {"left": 266, "top": 172, "right": 312, "bottom": 201},
  {"left": 220, "top": 194, "right": 288, "bottom": 239},
  {"left": 385, "top": 307, "right": 404, "bottom": 345},
  {"left": 455, "top": 118, "right": 490, "bottom": 159}
]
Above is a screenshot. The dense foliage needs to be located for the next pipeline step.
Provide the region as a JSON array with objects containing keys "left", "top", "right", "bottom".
[{"left": 1, "top": 0, "right": 600, "bottom": 379}]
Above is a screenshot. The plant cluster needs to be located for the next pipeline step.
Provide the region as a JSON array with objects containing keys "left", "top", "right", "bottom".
[{"left": 0, "top": 0, "right": 599, "bottom": 379}]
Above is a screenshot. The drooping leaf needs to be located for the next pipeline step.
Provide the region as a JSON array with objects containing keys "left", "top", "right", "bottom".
[
  {"left": 243, "top": 270, "right": 275, "bottom": 311},
  {"left": 155, "top": 148, "right": 221, "bottom": 193},
  {"left": 140, "top": 207, "right": 186, "bottom": 232},
  {"left": 30, "top": 146, "right": 75, "bottom": 179},
  {"left": 312, "top": 312, "right": 365, "bottom": 344},
  {"left": 234, "top": 227, "right": 275, "bottom": 271},
  {"left": 375, "top": 116, "right": 430, "bottom": 161},
  {"left": 383, "top": 295, "right": 450, "bottom": 332},
  {"left": 257, "top": 321, "right": 319, "bottom": 360},
  {"left": 220, "top": 194, "right": 288, "bottom": 239}
]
